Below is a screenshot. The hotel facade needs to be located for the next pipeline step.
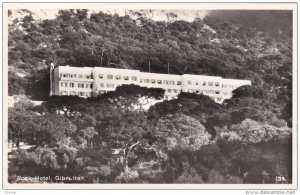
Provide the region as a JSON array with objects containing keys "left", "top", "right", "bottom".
[{"left": 50, "top": 65, "right": 251, "bottom": 104}]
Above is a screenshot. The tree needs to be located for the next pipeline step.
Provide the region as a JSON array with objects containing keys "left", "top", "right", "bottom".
[
  {"left": 9, "top": 109, "right": 77, "bottom": 147},
  {"left": 76, "top": 9, "right": 88, "bottom": 21},
  {"left": 33, "top": 114, "right": 77, "bottom": 147},
  {"left": 8, "top": 109, "right": 39, "bottom": 147},
  {"left": 77, "top": 127, "right": 98, "bottom": 148},
  {"left": 153, "top": 113, "right": 211, "bottom": 151},
  {"left": 98, "top": 111, "right": 149, "bottom": 170},
  {"left": 231, "top": 85, "right": 264, "bottom": 99},
  {"left": 60, "top": 30, "right": 84, "bottom": 51},
  {"left": 98, "top": 84, "right": 165, "bottom": 112},
  {"left": 148, "top": 92, "right": 219, "bottom": 121},
  {"left": 8, "top": 71, "right": 28, "bottom": 96},
  {"left": 42, "top": 95, "right": 85, "bottom": 118},
  {"left": 230, "top": 118, "right": 291, "bottom": 144}
]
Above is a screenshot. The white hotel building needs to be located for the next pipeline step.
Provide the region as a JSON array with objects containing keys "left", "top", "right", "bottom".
[{"left": 50, "top": 65, "right": 251, "bottom": 104}]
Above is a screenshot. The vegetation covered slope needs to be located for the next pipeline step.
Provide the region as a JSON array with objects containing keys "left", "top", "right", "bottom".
[{"left": 8, "top": 9, "right": 293, "bottom": 184}]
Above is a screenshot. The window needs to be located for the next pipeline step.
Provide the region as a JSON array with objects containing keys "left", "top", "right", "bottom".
[
  {"left": 115, "top": 75, "right": 121, "bottom": 80},
  {"left": 86, "top": 92, "right": 92, "bottom": 97},
  {"left": 79, "top": 92, "right": 85, "bottom": 96},
  {"left": 215, "top": 91, "right": 220, "bottom": 94},
  {"left": 63, "top": 74, "right": 67, "bottom": 77},
  {"left": 70, "top": 83, "right": 74, "bottom": 87},
  {"left": 208, "top": 82, "right": 213, "bottom": 86},
  {"left": 99, "top": 74, "right": 104, "bottom": 79},
  {"left": 144, "top": 79, "right": 149, "bottom": 83},
  {"left": 173, "top": 89, "right": 177, "bottom": 93},
  {"left": 132, "top": 76, "right": 137, "bottom": 81},
  {"left": 90, "top": 84, "right": 93, "bottom": 89},
  {"left": 195, "top": 90, "right": 199, "bottom": 93},
  {"left": 61, "top": 82, "right": 63, "bottom": 87},
  {"left": 187, "top": 80, "right": 192, "bottom": 85},
  {"left": 217, "top": 97, "right": 222, "bottom": 101},
  {"left": 65, "top": 82, "right": 67, "bottom": 87},
  {"left": 107, "top": 75, "right": 113, "bottom": 79},
  {"left": 86, "top": 74, "right": 93, "bottom": 79},
  {"left": 79, "top": 74, "right": 82, "bottom": 78},
  {"left": 164, "top": 95, "right": 168, "bottom": 99},
  {"left": 215, "top": 82, "right": 219, "bottom": 87},
  {"left": 100, "top": 83, "right": 104, "bottom": 87},
  {"left": 74, "top": 74, "right": 76, "bottom": 78},
  {"left": 124, "top": 76, "right": 129, "bottom": 80},
  {"left": 203, "top": 82, "right": 206, "bottom": 86},
  {"left": 167, "top": 89, "right": 172, "bottom": 93},
  {"left": 70, "top": 91, "right": 75, "bottom": 95},
  {"left": 86, "top": 84, "right": 89, "bottom": 88},
  {"left": 163, "top": 80, "right": 168, "bottom": 85},
  {"left": 78, "top": 83, "right": 84, "bottom": 88},
  {"left": 107, "top": 83, "right": 114, "bottom": 88},
  {"left": 157, "top": 80, "right": 162, "bottom": 84},
  {"left": 140, "top": 78, "right": 143, "bottom": 83},
  {"left": 222, "top": 84, "right": 226, "bottom": 88},
  {"left": 171, "top": 81, "right": 175, "bottom": 85},
  {"left": 177, "top": 81, "right": 181, "bottom": 85},
  {"left": 151, "top": 79, "right": 156, "bottom": 84}
]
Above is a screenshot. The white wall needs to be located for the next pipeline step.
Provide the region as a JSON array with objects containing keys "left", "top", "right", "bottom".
[{"left": 52, "top": 66, "right": 252, "bottom": 103}]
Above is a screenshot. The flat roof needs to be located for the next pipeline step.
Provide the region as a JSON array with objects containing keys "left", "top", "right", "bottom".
[{"left": 56, "top": 65, "right": 251, "bottom": 81}]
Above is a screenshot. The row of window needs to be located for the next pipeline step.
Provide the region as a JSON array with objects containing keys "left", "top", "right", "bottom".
[
  {"left": 187, "top": 81, "right": 215, "bottom": 86},
  {"left": 100, "top": 74, "right": 137, "bottom": 81},
  {"left": 60, "top": 91, "right": 93, "bottom": 96},
  {"left": 101, "top": 74, "right": 181, "bottom": 86},
  {"left": 164, "top": 95, "right": 177, "bottom": 100},
  {"left": 61, "top": 73, "right": 238, "bottom": 89},
  {"left": 61, "top": 81, "right": 233, "bottom": 95},
  {"left": 99, "top": 83, "right": 118, "bottom": 88},
  {"left": 222, "top": 84, "right": 236, "bottom": 88},
  {"left": 60, "top": 73, "right": 94, "bottom": 79},
  {"left": 186, "top": 81, "right": 237, "bottom": 89},
  {"left": 187, "top": 89, "right": 232, "bottom": 96},
  {"left": 140, "top": 79, "right": 181, "bottom": 85},
  {"left": 60, "top": 73, "right": 239, "bottom": 88},
  {"left": 167, "top": 89, "right": 179, "bottom": 93},
  {"left": 211, "top": 97, "right": 223, "bottom": 102},
  {"left": 187, "top": 80, "right": 219, "bottom": 86},
  {"left": 61, "top": 82, "right": 93, "bottom": 89},
  {"left": 98, "top": 83, "right": 180, "bottom": 89}
]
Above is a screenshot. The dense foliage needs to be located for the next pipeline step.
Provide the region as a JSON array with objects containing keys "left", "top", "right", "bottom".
[{"left": 8, "top": 9, "right": 293, "bottom": 184}]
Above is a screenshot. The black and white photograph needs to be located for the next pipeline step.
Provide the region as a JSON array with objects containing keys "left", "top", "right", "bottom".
[{"left": 2, "top": 2, "right": 298, "bottom": 190}]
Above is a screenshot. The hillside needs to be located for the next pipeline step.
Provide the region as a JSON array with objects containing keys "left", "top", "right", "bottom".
[{"left": 7, "top": 9, "right": 293, "bottom": 184}]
